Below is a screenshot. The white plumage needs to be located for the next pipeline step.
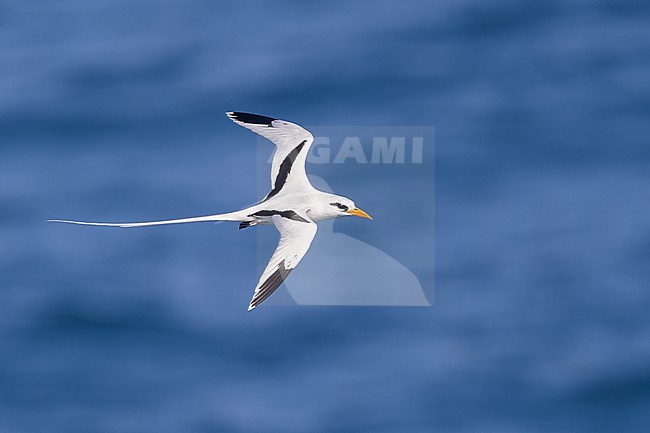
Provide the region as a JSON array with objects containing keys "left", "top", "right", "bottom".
[{"left": 50, "top": 112, "right": 372, "bottom": 310}]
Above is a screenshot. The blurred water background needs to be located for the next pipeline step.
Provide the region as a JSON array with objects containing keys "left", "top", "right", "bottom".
[{"left": 1, "top": 1, "right": 650, "bottom": 432}]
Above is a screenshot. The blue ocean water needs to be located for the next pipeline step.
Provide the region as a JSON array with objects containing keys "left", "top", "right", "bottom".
[{"left": 1, "top": 1, "right": 650, "bottom": 432}]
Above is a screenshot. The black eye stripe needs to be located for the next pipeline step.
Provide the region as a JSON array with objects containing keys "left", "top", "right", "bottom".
[{"left": 330, "top": 202, "right": 349, "bottom": 211}]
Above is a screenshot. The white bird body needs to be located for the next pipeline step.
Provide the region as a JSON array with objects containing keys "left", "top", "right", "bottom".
[{"left": 50, "top": 112, "right": 372, "bottom": 310}]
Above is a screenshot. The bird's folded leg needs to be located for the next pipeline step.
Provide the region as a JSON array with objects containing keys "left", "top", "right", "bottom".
[{"left": 238, "top": 220, "right": 257, "bottom": 230}]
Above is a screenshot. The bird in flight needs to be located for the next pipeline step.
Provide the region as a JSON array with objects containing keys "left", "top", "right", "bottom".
[{"left": 51, "top": 112, "right": 373, "bottom": 310}]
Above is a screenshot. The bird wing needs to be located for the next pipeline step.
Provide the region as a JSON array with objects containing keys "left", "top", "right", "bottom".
[
  {"left": 248, "top": 213, "right": 317, "bottom": 311},
  {"left": 227, "top": 112, "right": 315, "bottom": 199}
]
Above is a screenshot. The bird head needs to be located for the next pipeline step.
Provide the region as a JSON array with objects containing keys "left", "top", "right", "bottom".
[{"left": 327, "top": 196, "right": 373, "bottom": 220}]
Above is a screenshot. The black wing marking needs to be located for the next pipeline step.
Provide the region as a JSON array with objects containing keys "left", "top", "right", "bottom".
[
  {"left": 226, "top": 112, "right": 315, "bottom": 196},
  {"left": 228, "top": 112, "right": 275, "bottom": 126},
  {"left": 239, "top": 210, "right": 308, "bottom": 230},
  {"left": 262, "top": 140, "right": 307, "bottom": 201},
  {"left": 249, "top": 210, "right": 309, "bottom": 223},
  {"left": 249, "top": 261, "right": 293, "bottom": 309}
]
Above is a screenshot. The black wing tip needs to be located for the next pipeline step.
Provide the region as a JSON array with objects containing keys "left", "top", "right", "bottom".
[
  {"left": 227, "top": 111, "right": 276, "bottom": 126},
  {"left": 248, "top": 261, "right": 292, "bottom": 310}
]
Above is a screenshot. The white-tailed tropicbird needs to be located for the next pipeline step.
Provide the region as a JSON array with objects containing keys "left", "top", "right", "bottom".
[{"left": 50, "top": 112, "right": 372, "bottom": 311}]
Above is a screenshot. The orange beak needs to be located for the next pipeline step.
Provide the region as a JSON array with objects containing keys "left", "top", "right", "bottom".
[{"left": 347, "top": 207, "right": 373, "bottom": 220}]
